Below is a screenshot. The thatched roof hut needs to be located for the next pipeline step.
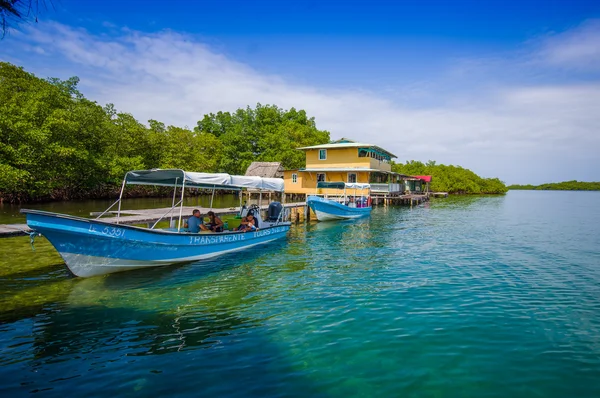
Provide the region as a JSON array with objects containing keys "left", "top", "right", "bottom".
[{"left": 245, "top": 162, "right": 284, "bottom": 178}]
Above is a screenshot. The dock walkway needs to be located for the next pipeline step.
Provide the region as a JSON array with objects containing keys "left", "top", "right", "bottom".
[
  {"left": 0, "top": 202, "right": 306, "bottom": 238},
  {"left": 371, "top": 193, "right": 430, "bottom": 206}
]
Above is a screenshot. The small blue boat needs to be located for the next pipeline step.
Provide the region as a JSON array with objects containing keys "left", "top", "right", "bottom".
[
  {"left": 21, "top": 169, "right": 291, "bottom": 277},
  {"left": 307, "top": 182, "right": 372, "bottom": 221}
]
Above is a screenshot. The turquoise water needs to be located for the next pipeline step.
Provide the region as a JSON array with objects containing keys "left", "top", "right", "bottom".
[{"left": 1, "top": 191, "right": 600, "bottom": 397}]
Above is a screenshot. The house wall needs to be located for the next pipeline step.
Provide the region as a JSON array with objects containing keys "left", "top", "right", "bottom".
[
  {"left": 284, "top": 170, "right": 371, "bottom": 194},
  {"left": 283, "top": 145, "right": 395, "bottom": 194},
  {"left": 305, "top": 148, "right": 391, "bottom": 172}
]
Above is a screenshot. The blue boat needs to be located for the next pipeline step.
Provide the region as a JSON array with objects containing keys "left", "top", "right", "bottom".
[
  {"left": 307, "top": 182, "right": 372, "bottom": 221},
  {"left": 21, "top": 169, "right": 291, "bottom": 277}
]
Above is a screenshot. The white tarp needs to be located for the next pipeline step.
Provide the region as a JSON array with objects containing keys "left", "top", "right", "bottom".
[
  {"left": 262, "top": 177, "right": 285, "bottom": 192},
  {"left": 125, "top": 169, "right": 284, "bottom": 191},
  {"left": 230, "top": 175, "right": 263, "bottom": 189},
  {"left": 230, "top": 175, "right": 285, "bottom": 192},
  {"left": 185, "top": 171, "right": 232, "bottom": 186},
  {"left": 126, "top": 169, "right": 232, "bottom": 189}
]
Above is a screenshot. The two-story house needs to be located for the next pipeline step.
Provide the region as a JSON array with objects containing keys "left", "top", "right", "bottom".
[{"left": 283, "top": 139, "right": 406, "bottom": 195}]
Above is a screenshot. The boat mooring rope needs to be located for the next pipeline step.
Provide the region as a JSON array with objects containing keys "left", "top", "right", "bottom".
[{"left": 29, "top": 231, "right": 41, "bottom": 251}]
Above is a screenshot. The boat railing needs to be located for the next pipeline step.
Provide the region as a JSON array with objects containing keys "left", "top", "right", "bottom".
[
  {"left": 371, "top": 183, "right": 401, "bottom": 193},
  {"left": 313, "top": 193, "right": 346, "bottom": 203},
  {"left": 97, "top": 170, "right": 290, "bottom": 231},
  {"left": 95, "top": 198, "right": 122, "bottom": 219},
  {"left": 150, "top": 199, "right": 184, "bottom": 229}
]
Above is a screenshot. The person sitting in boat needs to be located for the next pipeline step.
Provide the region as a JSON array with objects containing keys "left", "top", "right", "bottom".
[
  {"left": 235, "top": 216, "right": 249, "bottom": 231},
  {"left": 357, "top": 196, "right": 366, "bottom": 208},
  {"left": 200, "top": 211, "right": 224, "bottom": 232},
  {"left": 348, "top": 197, "right": 356, "bottom": 208},
  {"left": 239, "top": 213, "right": 258, "bottom": 232},
  {"left": 184, "top": 209, "right": 202, "bottom": 233}
]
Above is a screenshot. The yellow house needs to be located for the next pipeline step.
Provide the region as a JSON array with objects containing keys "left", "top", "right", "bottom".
[{"left": 283, "top": 139, "right": 404, "bottom": 195}]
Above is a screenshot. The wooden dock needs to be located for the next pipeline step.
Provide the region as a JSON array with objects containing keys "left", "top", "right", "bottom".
[
  {"left": 0, "top": 224, "right": 32, "bottom": 237},
  {"left": 371, "top": 193, "right": 430, "bottom": 206},
  {"left": 0, "top": 202, "right": 306, "bottom": 238}
]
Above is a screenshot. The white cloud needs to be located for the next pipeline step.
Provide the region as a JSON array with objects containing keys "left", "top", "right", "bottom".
[
  {"left": 535, "top": 19, "right": 600, "bottom": 71},
  {"left": 2, "top": 21, "right": 600, "bottom": 185}
]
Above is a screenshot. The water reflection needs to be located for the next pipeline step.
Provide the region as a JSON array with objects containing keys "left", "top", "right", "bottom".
[
  {"left": 2, "top": 192, "right": 600, "bottom": 397},
  {"left": 29, "top": 304, "right": 256, "bottom": 361},
  {"left": 0, "top": 235, "right": 326, "bottom": 397}
]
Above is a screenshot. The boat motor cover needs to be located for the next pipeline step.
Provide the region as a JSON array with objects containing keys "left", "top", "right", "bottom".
[{"left": 267, "top": 202, "right": 283, "bottom": 221}]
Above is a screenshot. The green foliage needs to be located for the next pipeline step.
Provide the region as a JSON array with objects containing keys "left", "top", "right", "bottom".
[
  {"left": 0, "top": 62, "right": 330, "bottom": 202},
  {"left": 1, "top": 0, "right": 50, "bottom": 38},
  {"left": 391, "top": 160, "right": 508, "bottom": 194},
  {"left": 508, "top": 181, "right": 600, "bottom": 191},
  {"left": 196, "top": 104, "right": 329, "bottom": 174}
]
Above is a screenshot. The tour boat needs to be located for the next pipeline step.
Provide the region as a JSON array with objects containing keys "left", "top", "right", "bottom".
[
  {"left": 21, "top": 169, "right": 291, "bottom": 277},
  {"left": 307, "top": 182, "right": 372, "bottom": 221}
]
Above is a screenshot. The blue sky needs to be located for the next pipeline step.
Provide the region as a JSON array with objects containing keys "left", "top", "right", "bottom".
[{"left": 2, "top": 0, "right": 600, "bottom": 184}]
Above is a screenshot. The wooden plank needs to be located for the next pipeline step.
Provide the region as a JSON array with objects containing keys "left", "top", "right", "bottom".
[{"left": 0, "top": 224, "right": 32, "bottom": 237}]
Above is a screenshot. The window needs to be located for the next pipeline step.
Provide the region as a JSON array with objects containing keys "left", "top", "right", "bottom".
[
  {"left": 292, "top": 173, "right": 298, "bottom": 183},
  {"left": 319, "top": 149, "right": 327, "bottom": 160},
  {"left": 348, "top": 173, "right": 357, "bottom": 183},
  {"left": 317, "top": 173, "right": 326, "bottom": 182}
]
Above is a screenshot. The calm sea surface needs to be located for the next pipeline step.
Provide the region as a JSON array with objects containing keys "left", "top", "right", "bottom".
[{"left": 1, "top": 190, "right": 600, "bottom": 397}]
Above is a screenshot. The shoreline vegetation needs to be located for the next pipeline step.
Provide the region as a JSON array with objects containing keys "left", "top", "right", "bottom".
[
  {"left": 392, "top": 160, "right": 508, "bottom": 195},
  {"left": 508, "top": 181, "right": 600, "bottom": 191},
  {"left": 1, "top": 62, "right": 507, "bottom": 203}
]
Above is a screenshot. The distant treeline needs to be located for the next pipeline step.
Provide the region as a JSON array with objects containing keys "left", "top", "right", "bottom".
[
  {"left": 1, "top": 62, "right": 507, "bottom": 202},
  {"left": 392, "top": 161, "right": 508, "bottom": 194},
  {"left": 508, "top": 181, "right": 600, "bottom": 191}
]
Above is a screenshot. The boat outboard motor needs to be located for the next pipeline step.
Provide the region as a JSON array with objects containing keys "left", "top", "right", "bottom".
[{"left": 267, "top": 201, "right": 283, "bottom": 222}]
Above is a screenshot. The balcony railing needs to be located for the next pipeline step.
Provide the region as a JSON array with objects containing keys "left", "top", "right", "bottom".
[
  {"left": 370, "top": 158, "right": 392, "bottom": 172},
  {"left": 370, "top": 183, "right": 402, "bottom": 193}
]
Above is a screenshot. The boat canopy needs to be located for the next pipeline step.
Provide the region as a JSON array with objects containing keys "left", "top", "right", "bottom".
[
  {"left": 229, "top": 175, "right": 285, "bottom": 192},
  {"left": 317, "top": 182, "right": 371, "bottom": 190},
  {"left": 125, "top": 169, "right": 285, "bottom": 192}
]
